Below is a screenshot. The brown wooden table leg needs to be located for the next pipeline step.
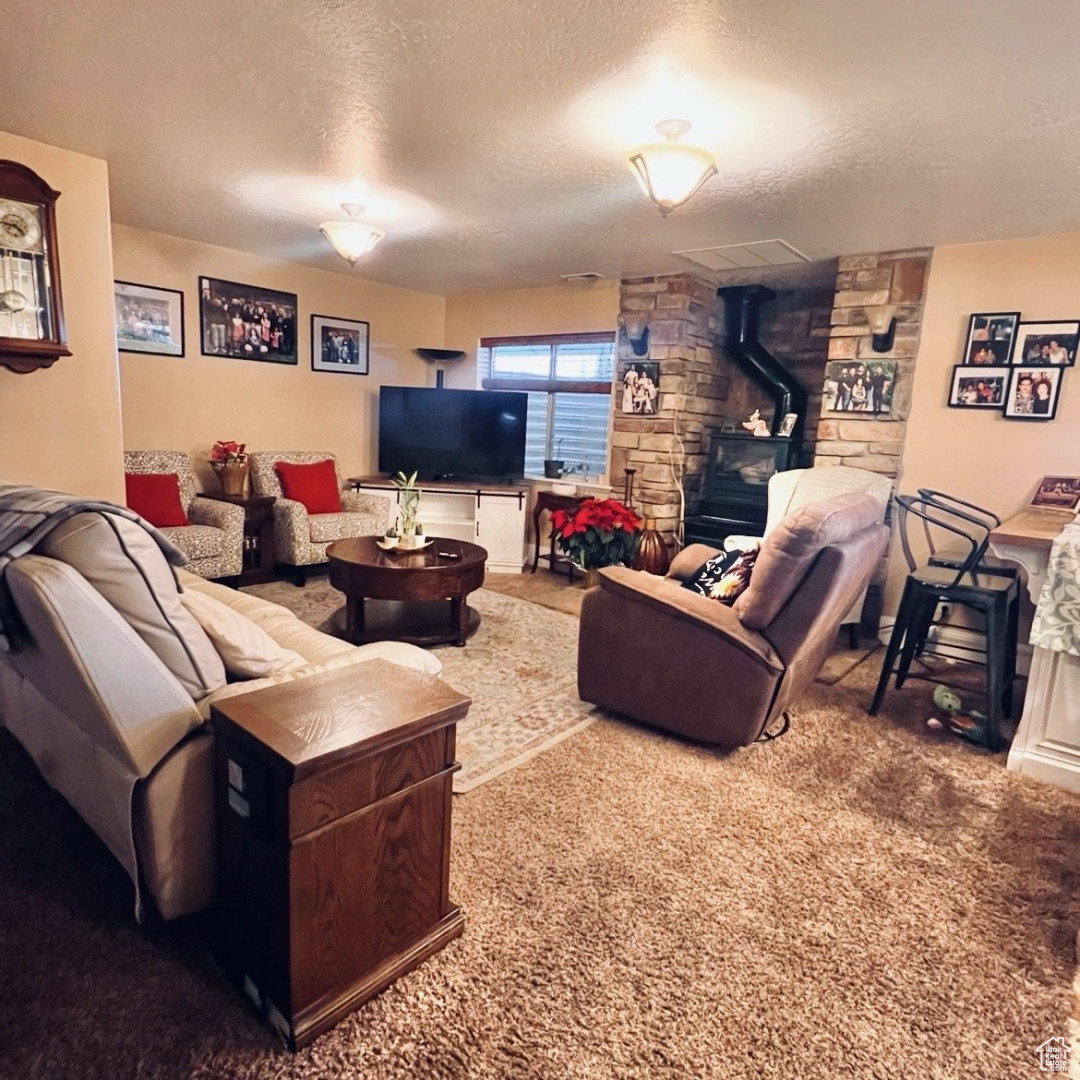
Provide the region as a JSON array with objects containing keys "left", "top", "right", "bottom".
[
  {"left": 530, "top": 501, "right": 543, "bottom": 572},
  {"left": 450, "top": 597, "right": 466, "bottom": 646},
  {"left": 346, "top": 595, "right": 365, "bottom": 636}
]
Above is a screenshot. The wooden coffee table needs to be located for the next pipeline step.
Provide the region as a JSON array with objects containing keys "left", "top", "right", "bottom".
[{"left": 327, "top": 536, "right": 487, "bottom": 647}]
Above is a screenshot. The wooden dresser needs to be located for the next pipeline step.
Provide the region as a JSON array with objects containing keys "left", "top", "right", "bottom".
[{"left": 211, "top": 660, "right": 470, "bottom": 1049}]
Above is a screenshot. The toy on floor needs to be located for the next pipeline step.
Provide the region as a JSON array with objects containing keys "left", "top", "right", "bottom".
[{"left": 928, "top": 685, "right": 993, "bottom": 748}]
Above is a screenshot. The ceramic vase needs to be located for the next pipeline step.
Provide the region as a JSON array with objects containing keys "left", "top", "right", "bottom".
[{"left": 632, "top": 518, "right": 670, "bottom": 575}]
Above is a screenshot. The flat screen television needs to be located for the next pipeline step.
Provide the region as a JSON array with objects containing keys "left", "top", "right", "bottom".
[{"left": 378, "top": 386, "right": 528, "bottom": 482}]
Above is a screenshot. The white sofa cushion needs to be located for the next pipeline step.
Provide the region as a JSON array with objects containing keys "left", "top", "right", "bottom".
[
  {"left": 179, "top": 588, "right": 309, "bottom": 679},
  {"left": 36, "top": 513, "right": 226, "bottom": 700}
]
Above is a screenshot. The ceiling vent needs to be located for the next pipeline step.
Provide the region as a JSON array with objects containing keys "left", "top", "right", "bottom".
[
  {"left": 560, "top": 271, "right": 606, "bottom": 282},
  {"left": 674, "top": 239, "right": 810, "bottom": 273}
]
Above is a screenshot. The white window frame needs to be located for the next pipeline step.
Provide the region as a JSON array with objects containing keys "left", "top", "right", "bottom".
[{"left": 479, "top": 332, "right": 615, "bottom": 481}]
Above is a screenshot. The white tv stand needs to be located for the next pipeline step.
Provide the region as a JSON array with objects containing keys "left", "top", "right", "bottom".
[{"left": 348, "top": 476, "right": 527, "bottom": 574}]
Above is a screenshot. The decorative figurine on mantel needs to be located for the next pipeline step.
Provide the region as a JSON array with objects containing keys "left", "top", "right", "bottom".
[{"left": 742, "top": 409, "right": 771, "bottom": 437}]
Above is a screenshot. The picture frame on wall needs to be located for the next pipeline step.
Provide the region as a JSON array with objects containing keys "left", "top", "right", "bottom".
[
  {"left": 1003, "top": 366, "right": 1063, "bottom": 420},
  {"left": 198, "top": 276, "right": 298, "bottom": 364},
  {"left": 1008, "top": 320, "right": 1079, "bottom": 367},
  {"left": 947, "top": 365, "right": 1009, "bottom": 408},
  {"left": 619, "top": 361, "right": 660, "bottom": 414},
  {"left": 961, "top": 311, "right": 1019, "bottom": 365},
  {"left": 310, "top": 314, "right": 370, "bottom": 375},
  {"left": 821, "top": 360, "right": 896, "bottom": 414},
  {"left": 1030, "top": 475, "right": 1080, "bottom": 512},
  {"left": 114, "top": 281, "right": 184, "bottom": 357}
]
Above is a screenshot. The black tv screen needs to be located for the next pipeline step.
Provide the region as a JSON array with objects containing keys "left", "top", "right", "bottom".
[{"left": 378, "top": 386, "right": 528, "bottom": 482}]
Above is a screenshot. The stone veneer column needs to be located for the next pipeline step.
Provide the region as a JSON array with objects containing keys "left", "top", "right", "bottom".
[
  {"left": 814, "top": 249, "right": 933, "bottom": 478},
  {"left": 612, "top": 274, "right": 729, "bottom": 542}
]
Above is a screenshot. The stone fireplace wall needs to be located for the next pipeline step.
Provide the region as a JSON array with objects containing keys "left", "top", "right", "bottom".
[
  {"left": 612, "top": 251, "right": 930, "bottom": 555},
  {"left": 814, "top": 249, "right": 933, "bottom": 478},
  {"left": 612, "top": 273, "right": 726, "bottom": 540}
]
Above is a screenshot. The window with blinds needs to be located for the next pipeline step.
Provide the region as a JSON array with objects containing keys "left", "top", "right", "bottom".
[{"left": 478, "top": 333, "right": 615, "bottom": 479}]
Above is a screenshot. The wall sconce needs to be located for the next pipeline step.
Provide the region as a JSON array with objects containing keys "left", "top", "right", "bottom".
[
  {"left": 319, "top": 203, "right": 386, "bottom": 265},
  {"left": 869, "top": 307, "right": 898, "bottom": 353},
  {"left": 620, "top": 314, "right": 650, "bottom": 356},
  {"left": 628, "top": 119, "right": 718, "bottom": 217}
]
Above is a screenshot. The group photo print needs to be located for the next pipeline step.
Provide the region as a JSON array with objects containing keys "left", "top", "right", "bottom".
[
  {"left": 822, "top": 360, "right": 895, "bottom": 414},
  {"left": 947, "top": 365, "right": 1009, "bottom": 408},
  {"left": 1003, "top": 366, "right": 1063, "bottom": 419},
  {"left": 311, "top": 314, "right": 370, "bottom": 375},
  {"left": 961, "top": 310, "right": 1019, "bottom": 365},
  {"left": 198, "top": 276, "right": 298, "bottom": 364},
  {"left": 114, "top": 280, "right": 184, "bottom": 357},
  {"left": 1009, "top": 320, "right": 1079, "bottom": 367},
  {"left": 620, "top": 361, "right": 660, "bottom": 414}
]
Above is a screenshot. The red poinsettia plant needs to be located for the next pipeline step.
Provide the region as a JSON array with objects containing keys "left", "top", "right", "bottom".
[
  {"left": 209, "top": 440, "right": 247, "bottom": 465},
  {"left": 550, "top": 497, "right": 642, "bottom": 570}
]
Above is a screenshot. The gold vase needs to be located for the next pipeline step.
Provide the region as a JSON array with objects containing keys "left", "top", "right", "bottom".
[{"left": 215, "top": 461, "right": 248, "bottom": 497}]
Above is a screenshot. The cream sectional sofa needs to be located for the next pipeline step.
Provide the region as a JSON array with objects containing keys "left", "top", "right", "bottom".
[{"left": 0, "top": 510, "right": 443, "bottom": 921}]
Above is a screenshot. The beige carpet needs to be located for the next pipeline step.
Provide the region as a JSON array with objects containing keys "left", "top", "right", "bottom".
[
  {"left": 242, "top": 579, "right": 596, "bottom": 792},
  {"left": 2, "top": 632, "right": 1079, "bottom": 1077}
]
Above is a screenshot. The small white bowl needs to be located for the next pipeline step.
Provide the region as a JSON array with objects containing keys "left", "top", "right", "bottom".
[
  {"left": 551, "top": 482, "right": 577, "bottom": 496},
  {"left": 377, "top": 537, "right": 399, "bottom": 551}
]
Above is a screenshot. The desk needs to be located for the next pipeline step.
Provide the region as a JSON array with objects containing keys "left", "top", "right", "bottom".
[
  {"left": 989, "top": 509, "right": 1079, "bottom": 790},
  {"left": 530, "top": 491, "right": 580, "bottom": 579}
]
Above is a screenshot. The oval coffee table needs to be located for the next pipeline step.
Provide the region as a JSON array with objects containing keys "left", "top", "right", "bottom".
[{"left": 327, "top": 536, "right": 487, "bottom": 647}]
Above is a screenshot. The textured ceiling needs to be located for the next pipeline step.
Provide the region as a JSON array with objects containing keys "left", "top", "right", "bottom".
[{"left": 3, "top": 0, "right": 1080, "bottom": 295}]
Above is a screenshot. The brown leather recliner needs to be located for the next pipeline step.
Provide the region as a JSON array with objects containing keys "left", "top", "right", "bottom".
[{"left": 577, "top": 492, "right": 889, "bottom": 747}]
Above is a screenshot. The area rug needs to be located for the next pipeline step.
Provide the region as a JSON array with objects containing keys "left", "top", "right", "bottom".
[
  {"left": 242, "top": 581, "right": 597, "bottom": 792},
  {"left": 2, "top": 635, "right": 1079, "bottom": 1078}
]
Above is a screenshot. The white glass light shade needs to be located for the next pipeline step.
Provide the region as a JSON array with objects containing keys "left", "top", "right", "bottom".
[
  {"left": 628, "top": 119, "right": 718, "bottom": 217},
  {"left": 319, "top": 204, "right": 386, "bottom": 265}
]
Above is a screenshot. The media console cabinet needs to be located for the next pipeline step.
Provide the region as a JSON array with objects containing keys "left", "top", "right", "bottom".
[{"left": 348, "top": 476, "right": 527, "bottom": 573}]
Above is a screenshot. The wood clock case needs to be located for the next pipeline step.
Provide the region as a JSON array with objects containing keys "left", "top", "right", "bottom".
[{"left": 0, "top": 160, "right": 71, "bottom": 374}]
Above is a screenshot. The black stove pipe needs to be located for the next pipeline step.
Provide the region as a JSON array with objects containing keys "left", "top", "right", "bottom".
[{"left": 716, "top": 284, "right": 807, "bottom": 441}]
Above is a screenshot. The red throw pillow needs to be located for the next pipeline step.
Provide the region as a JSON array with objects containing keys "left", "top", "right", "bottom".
[
  {"left": 275, "top": 459, "right": 342, "bottom": 514},
  {"left": 124, "top": 473, "right": 189, "bottom": 528}
]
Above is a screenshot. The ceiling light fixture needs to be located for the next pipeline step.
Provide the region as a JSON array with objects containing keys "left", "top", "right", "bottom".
[
  {"left": 628, "top": 119, "right": 718, "bottom": 217},
  {"left": 319, "top": 203, "right": 386, "bottom": 265}
]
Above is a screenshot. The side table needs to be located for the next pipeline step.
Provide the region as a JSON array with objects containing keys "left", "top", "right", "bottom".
[
  {"left": 198, "top": 492, "right": 276, "bottom": 585},
  {"left": 531, "top": 490, "right": 581, "bottom": 579},
  {"left": 211, "top": 660, "right": 470, "bottom": 1050}
]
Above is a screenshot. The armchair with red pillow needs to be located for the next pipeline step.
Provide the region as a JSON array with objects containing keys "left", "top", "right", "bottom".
[
  {"left": 123, "top": 451, "right": 244, "bottom": 579},
  {"left": 248, "top": 451, "right": 389, "bottom": 584}
]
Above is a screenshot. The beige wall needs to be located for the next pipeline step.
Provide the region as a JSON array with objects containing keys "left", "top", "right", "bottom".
[
  {"left": 0, "top": 132, "right": 123, "bottom": 499},
  {"left": 112, "top": 225, "right": 445, "bottom": 488},
  {"left": 890, "top": 231, "right": 1080, "bottom": 612},
  {"left": 444, "top": 280, "right": 620, "bottom": 387}
]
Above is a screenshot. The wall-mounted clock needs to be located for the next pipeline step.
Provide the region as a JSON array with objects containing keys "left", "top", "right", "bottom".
[{"left": 0, "top": 160, "right": 71, "bottom": 374}]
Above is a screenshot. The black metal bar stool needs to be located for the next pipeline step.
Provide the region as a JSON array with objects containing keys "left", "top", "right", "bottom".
[{"left": 869, "top": 493, "right": 1020, "bottom": 751}]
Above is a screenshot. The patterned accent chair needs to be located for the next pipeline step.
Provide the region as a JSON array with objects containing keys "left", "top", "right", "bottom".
[
  {"left": 248, "top": 451, "right": 390, "bottom": 585},
  {"left": 123, "top": 451, "right": 245, "bottom": 579}
]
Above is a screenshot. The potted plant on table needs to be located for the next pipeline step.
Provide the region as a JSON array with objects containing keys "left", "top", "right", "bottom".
[
  {"left": 389, "top": 470, "right": 425, "bottom": 548},
  {"left": 550, "top": 497, "right": 642, "bottom": 587},
  {"left": 209, "top": 440, "right": 248, "bottom": 496}
]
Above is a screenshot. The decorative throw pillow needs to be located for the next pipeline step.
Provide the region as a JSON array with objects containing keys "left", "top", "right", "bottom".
[
  {"left": 681, "top": 547, "right": 758, "bottom": 604},
  {"left": 275, "top": 459, "right": 342, "bottom": 514},
  {"left": 179, "top": 587, "right": 309, "bottom": 680},
  {"left": 125, "top": 472, "right": 189, "bottom": 528}
]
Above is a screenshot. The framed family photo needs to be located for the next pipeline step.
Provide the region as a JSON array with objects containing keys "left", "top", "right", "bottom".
[
  {"left": 114, "top": 281, "right": 184, "bottom": 356},
  {"left": 198, "top": 276, "right": 298, "bottom": 364},
  {"left": 1009, "top": 320, "right": 1078, "bottom": 367},
  {"left": 961, "top": 311, "right": 1019, "bottom": 365},
  {"left": 311, "top": 314, "right": 370, "bottom": 375},
  {"left": 620, "top": 361, "right": 660, "bottom": 414},
  {"left": 947, "top": 365, "right": 1009, "bottom": 408},
  {"left": 822, "top": 360, "right": 895, "bottom": 414},
  {"left": 1030, "top": 475, "right": 1080, "bottom": 512},
  {"left": 1003, "top": 366, "right": 1063, "bottom": 420}
]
